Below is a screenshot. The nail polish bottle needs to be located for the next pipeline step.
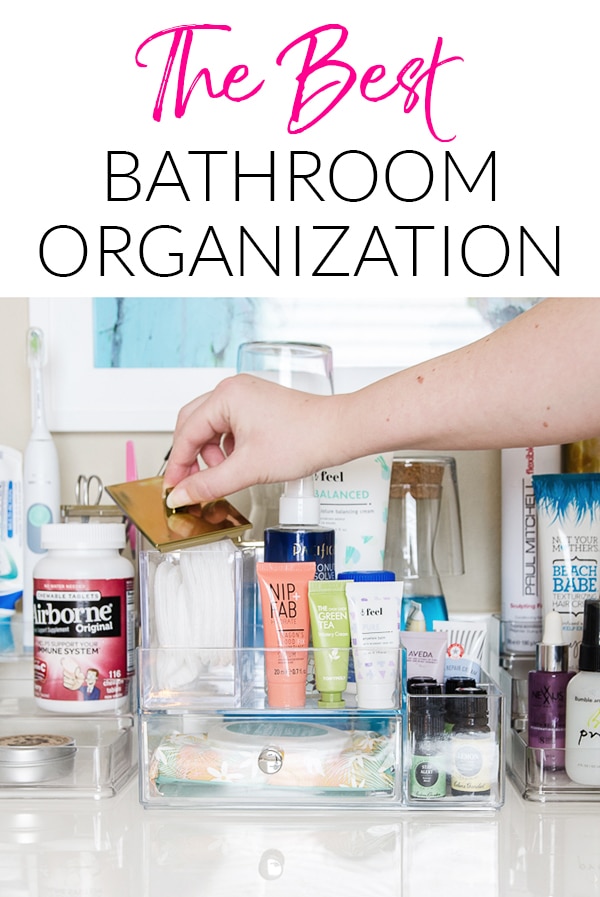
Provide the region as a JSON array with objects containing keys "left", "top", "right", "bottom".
[{"left": 528, "top": 611, "right": 574, "bottom": 771}]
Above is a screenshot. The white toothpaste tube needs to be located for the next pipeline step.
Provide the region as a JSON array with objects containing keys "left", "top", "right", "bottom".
[{"left": 0, "top": 446, "right": 24, "bottom": 653}]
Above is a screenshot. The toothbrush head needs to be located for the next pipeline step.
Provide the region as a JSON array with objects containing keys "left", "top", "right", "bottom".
[{"left": 27, "top": 327, "right": 46, "bottom": 367}]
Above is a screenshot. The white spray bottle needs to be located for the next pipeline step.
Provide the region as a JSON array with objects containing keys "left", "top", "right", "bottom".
[{"left": 23, "top": 327, "right": 61, "bottom": 650}]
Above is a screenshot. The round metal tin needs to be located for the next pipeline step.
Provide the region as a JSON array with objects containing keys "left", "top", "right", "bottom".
[{"left": 0, "top": 734, "right": 77, "bottom": 784}]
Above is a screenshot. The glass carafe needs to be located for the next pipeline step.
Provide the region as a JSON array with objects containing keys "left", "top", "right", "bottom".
[{"left": 384, "top": 457, "right": 464, "bottom": 630}]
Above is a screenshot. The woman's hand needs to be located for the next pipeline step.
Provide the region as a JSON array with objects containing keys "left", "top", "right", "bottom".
[{"left": 163, "top": 374, "right": 345, "bottom": 507}]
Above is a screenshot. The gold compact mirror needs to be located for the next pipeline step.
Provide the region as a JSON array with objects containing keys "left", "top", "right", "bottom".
[{"left": 105, "top": 476, "right": 252, "bottom": 551}]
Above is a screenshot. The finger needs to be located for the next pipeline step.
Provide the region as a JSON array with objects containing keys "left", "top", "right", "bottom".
[
  {"left": 164, "top": 382, "right": 238, "bottom": 487},
  {"left": 164, "top": 423, "right": 223, "bottom": 488},
  {"left": 172, "top": 391, "right": 211, "bottom": 435},
  {"left": 165, "top": 451, "right": 254, "bottom": 507},
  {"left": 200, "top": 442, "right": 229, "bottom": 468}
]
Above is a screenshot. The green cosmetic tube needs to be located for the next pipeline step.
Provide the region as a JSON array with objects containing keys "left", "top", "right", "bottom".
[{"left": 308, "top": 580, "right": 351, "bottom": 708}]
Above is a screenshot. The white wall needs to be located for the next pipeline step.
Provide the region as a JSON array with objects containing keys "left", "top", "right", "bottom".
[{"left": 0, "top": 296, "right": 501, "bottom": 615}]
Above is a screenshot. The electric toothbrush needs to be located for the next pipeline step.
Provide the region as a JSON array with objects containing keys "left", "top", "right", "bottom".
[{"left": 23, "top": 327, "right": 61, "bottom": 650}]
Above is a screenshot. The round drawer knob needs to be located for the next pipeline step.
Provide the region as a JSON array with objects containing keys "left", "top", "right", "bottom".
[{"left": 258, "top": 746, "right": 284, "bottom": 774}]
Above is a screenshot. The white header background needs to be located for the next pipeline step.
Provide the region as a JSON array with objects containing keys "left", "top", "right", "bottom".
[{"left": 1, "top": 0, "right": 597, "bottom": 298}]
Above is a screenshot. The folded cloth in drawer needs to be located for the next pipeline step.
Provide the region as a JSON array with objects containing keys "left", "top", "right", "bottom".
[{"left": 150, "top": 722, "right": 396, "bottom": 792}]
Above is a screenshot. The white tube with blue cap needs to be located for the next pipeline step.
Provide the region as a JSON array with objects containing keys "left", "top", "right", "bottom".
[{"left": 0, "top": 446, "right": 24, "bottom": 653}]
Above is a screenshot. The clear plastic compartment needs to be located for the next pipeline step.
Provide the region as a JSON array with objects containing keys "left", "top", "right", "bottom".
[
  {"left": 138, "top": 643, "right": 402, "bottom": 810},
  {"left": 137, "top": 545, "right": 505, "bottom": 811},
  {"left": 508, "top": 728, "right": 600, "bottom": 802},
  {"left": 140, "top": 706, "right": 401, "bottom": 811},
  {"left": 138, "top": 646, "right": 505, "bottom": 811},
  {"left": 403, "top": 677, "right": 504, "bottom": 810},
  {"left": 0, "top": 649, "right": 137, "bottom": 799},
  {"left": 499, "top": 640, "right": 600, "bottom": 802},
  {"left": 0, "top": 708, "right": 136, "bottom": 799},
  {"left": 139, "top": 543, "right": 245, "bottom": 650}
]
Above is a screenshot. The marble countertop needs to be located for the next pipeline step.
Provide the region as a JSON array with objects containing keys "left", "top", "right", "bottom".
[{"left": 1, "top": 773, "right": 598, "bottom": 896}]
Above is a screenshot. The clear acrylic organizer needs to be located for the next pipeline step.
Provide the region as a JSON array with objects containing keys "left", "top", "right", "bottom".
[
  {"left": 138, "top": 645, "right": 403, "bottom": 811},
  {"left": 137, "top": 646, "right": 505, "bottom": 811},
  {"left": 499, "top": 654, "right": 600, "bottom": 802},
  {"left": 137, "top": 543, "right": 504, "bottom": 811},
  {"left": 0, "top": 616, "right": 137, "bottom": 800},
  {"left": 403, "top": 676, "right": 504, "bottom": 810}
]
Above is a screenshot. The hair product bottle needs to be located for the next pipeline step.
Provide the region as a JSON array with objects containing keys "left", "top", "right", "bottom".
[
  {"left": 528, "top": 611, "right": 574, "bottom": 771},
  {"left": 533, "top": 473, "right": 600, "bottom": 670},
  {"left": 563, "top": 440, "right": 600, "bottom": 473},
  {"left": 501, "top": 445, "right": 561, "bottom": 656},
  {"left": 565, "top": 599, "right": 600, "bottom": 785}
]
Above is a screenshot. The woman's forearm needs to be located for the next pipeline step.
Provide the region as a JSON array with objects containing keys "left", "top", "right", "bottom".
[
  {"left": 338, "top": 297, "right": 600, "bottom": 457},
  {"left": 164, "top": 297, "right": 600, "bottom": 506}
]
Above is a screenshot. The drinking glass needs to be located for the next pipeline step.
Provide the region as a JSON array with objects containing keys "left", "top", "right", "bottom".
[
  {"left": 237, "top": 341, "right": 334, "bottom": 394},
  {"left": 236, "top": 341, "right": 334, "bottom": 537}
]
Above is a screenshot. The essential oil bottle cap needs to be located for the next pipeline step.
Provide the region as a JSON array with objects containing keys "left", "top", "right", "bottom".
[
  {"left": 445, "top": 676, "right": 477, "bottom": 694},
  {"left": 579, "top": 599, "right": 600, "bottom": 672},
  {"left": 536, "top": 610, "right": 570, "bottom": 673},
  {"left": 279, "top": 477, "right": 320, "bottom": 526},
  {"left": 407, "top": 676, "right": 438, "bottom": 692},
  {"left": 409, "top": 682, "right": 445, "bottom": 717},
  {"left": 453, "top": 687, "right": 489, "bottom": 724},
  {"left": 407, "top": 681, "right": 443, "bottom": 696}
]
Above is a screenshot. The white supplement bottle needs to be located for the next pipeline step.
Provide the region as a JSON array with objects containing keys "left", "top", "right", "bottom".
[{"left": 33, "top": 523, "right": 135, "bottom": 713}]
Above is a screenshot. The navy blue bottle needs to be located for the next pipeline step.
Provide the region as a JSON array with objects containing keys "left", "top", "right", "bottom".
[{"left": 264, "top": 477, "right": 335, "bottom": 580}]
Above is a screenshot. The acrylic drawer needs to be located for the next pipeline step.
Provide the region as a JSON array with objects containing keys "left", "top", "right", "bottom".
[{"left": 139, "top": 707, "right": 402, "bottom": 810}]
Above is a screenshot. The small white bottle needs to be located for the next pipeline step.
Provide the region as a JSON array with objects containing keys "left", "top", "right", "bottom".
[
  {"left": 565, "top": 599, "right": 600, "bottom": 785},
  {"left": 33, "top": 523, "right": 135, "bottom": 713},
  {"left": 405, "top": 600, "right": 426, "bottom": 632}
]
